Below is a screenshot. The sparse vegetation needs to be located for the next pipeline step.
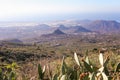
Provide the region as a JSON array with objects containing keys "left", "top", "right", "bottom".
[{"left": 0, "top": 34, "right": 120, "bottom": 80}]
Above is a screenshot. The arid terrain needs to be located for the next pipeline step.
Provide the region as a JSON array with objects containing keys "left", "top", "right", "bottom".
[{"left": 0, "top": 20, "right": 120, "bottom": 80}]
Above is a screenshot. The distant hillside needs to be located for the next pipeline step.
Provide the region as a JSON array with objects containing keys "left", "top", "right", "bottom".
[
  {"left": 58, "top": 25, "right": 68, "bottom": 30},
  {"left": 1, "top": 39, "right": 22, "bottom": 43},
  {"left": 74, "top": 26, "right": 91, "bottom": 33},
  {"left": 0, "top": 24, "right": 54, "bottom": 40},
  {"left": 52, "top": 29, "right": 65, "bottom": 35},
  {"left": 33, "top": 24, "right": 51, "bottom": 30},
  {"left": 0, "top": 20, "right": 120, "bottom": 41},
  {"left": 84, "top": 20, "right": 120, "bottom": 33},
  {"left": 41, "top": 29, "right": 66, "bottom": 37},
  {"left": 58, "top": 25, "right": 92, "bottom": 33}
]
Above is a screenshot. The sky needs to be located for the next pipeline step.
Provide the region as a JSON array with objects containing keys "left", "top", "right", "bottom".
[{"left": 0, "top": 0, "right": 120, "bottom": 22}]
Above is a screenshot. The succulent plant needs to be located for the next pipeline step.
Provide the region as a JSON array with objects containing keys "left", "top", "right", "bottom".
[
  {"left": 38, "top": 64, "right": 46, "bottom": 80},
  {"left": 37, "top": 52, "right": 119, "bottom": 80},
  {"left": 74, "top": 52, "right": 109, "bottom": 80}
]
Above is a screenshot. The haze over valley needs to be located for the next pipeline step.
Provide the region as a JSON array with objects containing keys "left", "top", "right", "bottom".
[{"left": 0, "top": 20, "right": 120, "bottom": 41}]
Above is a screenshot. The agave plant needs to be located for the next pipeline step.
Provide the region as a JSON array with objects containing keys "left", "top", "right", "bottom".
[
  {"left": 96, "top": 53, "right": 109, "bottom": 80},
  {"left": 38, "top": 64, "right": 46, "bottom": 80},
  {"left": 74, "top": 52, "right": 95, "bottom": 80},
  {"left": 37, "top": 52, "right": 118, "bottom": 80},
  {"left": 74, "top": 52, "right": 84, "bottom": 79},
  {"left": 112, "top": 62, "right": 120, "bottom": 80},
  {"left": 59, "top": 57, "right": 69, "bottom": 80},
  {"left": 74, "top": 52, "right": 110, "bottom": 80}
]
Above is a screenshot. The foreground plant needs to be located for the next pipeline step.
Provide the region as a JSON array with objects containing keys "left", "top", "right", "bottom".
[
  {"left": 81, "top": 53, "right": 109, "bottom": 80},
  {"left": 38, "top": 64, "right": 46, "bottom": 80},
  {"left": 38, "top": 52, "right": 120, "bottom": 80},
  {"left": 0, "top": 62, "right": 18, "bottom": 80},
  {"left": 111, "top": 62, "right": 120, "bottom": 80}
]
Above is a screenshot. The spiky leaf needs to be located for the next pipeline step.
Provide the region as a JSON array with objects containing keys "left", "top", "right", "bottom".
[
  {"left": 74, "top": 53, "right": 80, "bottom": 66},
  {"left": 104, "top": 56, "right": 109, "bottom": 67},
  {"left": 85, "top": 56, "right": 90, "bottom": 64},
  {"left": 53, "top": 74, "right": 58, "bottom": 80},
  {"left": 42, "top": 66, "right": 46, "bottom": 73},
  {"left": 61, "top": 57, "right": 66, "bottom": 75},
  {"left": 83, "top": 60, "right": 93, "bottom": 73},
  {"left": 60, "top": 75, "right": 66, "bottom": 80},
  {"left": 102, "top": 72, "right": 108, "bottom": 80},
  {"left": 89, "top": 73, "right": 95, "bottom": 80},
  {"left": 38, "top": 64, "right": 43, "bottom": 80},
  {"left": 104, "top": 67, "right": 109, "bottom": 76},
  {"left": 115, "top": 63, "right": 120, "bottom": 72},
  {"left": 99, "top": 53, "right": 104, "bottom": 66},
  {"left": 98, "top": 66, "right": 104, "bottom": 73}
]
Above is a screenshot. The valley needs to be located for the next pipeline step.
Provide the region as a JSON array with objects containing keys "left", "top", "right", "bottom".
[{"left": 0, "top": 20, "right": 120, "bottom": 80}]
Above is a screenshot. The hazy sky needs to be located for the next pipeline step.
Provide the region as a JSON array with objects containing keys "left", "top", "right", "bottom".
[{"left": 0, "top": 0, "right": 120, "bottom": 22}]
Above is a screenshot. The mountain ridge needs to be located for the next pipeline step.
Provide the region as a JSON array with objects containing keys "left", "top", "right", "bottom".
[
  {"left": 84, "top": 20, "right": 120, "bottom": 33},
  {"left": 0, "top": 20, "right": 120, "bottom": 41}
]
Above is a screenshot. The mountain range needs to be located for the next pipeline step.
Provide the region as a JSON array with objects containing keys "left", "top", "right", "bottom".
[
  {"left": 0, "top": 20, "right": 120, "bottom": 41},
  {"left": 83, "top": 20, "right": 120, "bottom": 33}
]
